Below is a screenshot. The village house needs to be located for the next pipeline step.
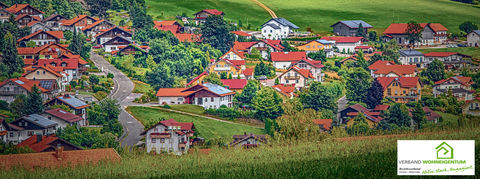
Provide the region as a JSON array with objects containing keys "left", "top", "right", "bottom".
[
  {"left": 320, "top": 36, "right": 364, "bottom": 54},
  {"left": 37, "top": 58, "right": 85, "bottom": 81},
  {"left": 433, "top": 76, "right": 474, "bottom": 101},
  {"left": 81, "top": 19, "right": 115, "bottom": 38},
  {"left": 46, "top": 94, "right": 89, "bottom": 119},
  {"left": 233, "top": 40, "right": 284, "bottom": 59},
  {"left": 331, "top": 20, "right": 372, "bottom": 37},
  {"left": 17, "top": 134, "right": 82, "bottom": 152},
  {"left": 41, "top": 108, "right": 87, "bottom": 129},
  {"left": 23, "top": 65, "right": 66, "bottom": 93},
  {"left": 383, "top": 23, "right": 448, "bottom": 46},
  {"left": 17, "top": 30, "right": 64, "bottom": 47},
  {"left": 230, "top": 133, "right": 266, "bottom": 148},
  {"left": 467, "top": 30, "right": 480, "bottom": 47},
  {"left": 0, "top": 8, "right": 12, "bottom": 23},
  {"left": 6, "top": 4, "right": 43, "bottom": 19},
  {"left": 28, "top": 21, "right": 53, "bottom": 34},
  {"left": 377, "top": 77, "right": 421, "bottom": 104},
  {"left": 0, "top": 148, "right": 120, "bottom": 170},
  {"left": 208, "top": 58, "right": 245, "bottom": 78},
  {"left": 231, "top": 31, "right": 252, "bottom": 40},
  {"left": 242, "top": 68, "right": 254, "bottom": 80},
  {"left": 271, "top": 51, "right": 308, "bottom": 70},
  {"left": 354, "top": 45, "right": 374, "bottom": 53},
  {"left": 423, "top": 52, "right": 472, "bottom": 69},
  {"left": 114, "top": 44, "right": 148, "bottom": 57},
  {"left": 156, "top": 83, "right": 236, "bottom": 109},
  {"left": 295, "top": 39, "right": 335, "bottom": 57},
  {"left": 194, "top": 9, "right": 224, "bottom": 25},
  {"left": 339, "top": 104, "right": 384, "bottom": 127},
  {"left": 0, "top": 77, "right": 48, "bottom": 103},
  {"left": 291, "top": 58, "right": 324, "bottom": 82},
  {"left": 221, "top": 48, "right": 247, "bottom": 61},
  {"left": 102, "top": 36, "right": 133, "bottom": 53},
  {"left": 398, "top": 49, "right": 426, "bottom": 68},
  {"left": 0, "top": 117, "right": 13, "bottom": 143},
  {"left": 8, "top": 114, "right": 58, "bottom": 144},
  {"left": 368, "top": 61, "right": 416, "bottom": 78},
  {"left": 312, "top": 119, "right": 333, "bottom": 132},
  {"left": 141, "top": 119, "right": 194, "bottom": 155},
  {"left": 154, "top": 20, "right": 183, "bottom": 34},
  {"left": 15, "top": 14, "right": 41, "bottom": 27},
  {"left": 463, "top": 98, "right": 480, "bottom": 116},
  {"left": 261, "top": 17, "right": 299, "bottom": 40},
  {"left": 95, "top": 26, "right": 132, "bottom": 44},
  {"left": 17, "top": 43, "right": 74, "bottom": 61},
  {"left": 186, "top": 72, "right": 208, "bottom": 87},
  {"left": 42, "top": 14, "right": 66, "bottom": 31},
  {"left": 278, "top": 66, "right": 315, "bottom": 90},
  {"left": 221, "top": 79, "right": 247, "bottom": 93},
  {"left": 273, "top": 84, "right": 297, "bottom": 99},
  {"left": 60, "top": 15, "right": 98, "bottom": 31}
]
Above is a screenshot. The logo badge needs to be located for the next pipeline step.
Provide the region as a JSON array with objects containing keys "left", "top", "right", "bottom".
[{"left": 435, "top": 142, "right": 453, "bottom": 159}]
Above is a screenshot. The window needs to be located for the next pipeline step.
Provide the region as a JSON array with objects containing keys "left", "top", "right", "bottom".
[
  {"left": 211, "top": 97, "right": 214, "bottom": 102},
  {"left": 161, "top": 139, "right": 165, "bottom": 143},
  {"left": 306, "top": 45, "right": 310, "bottom": 48},
  {"left": 286, "top": 80, "right": 289, "bottom": 84},
  {"left": 28, "top": 131, "right": 34, "bottom": 136},
  {"left": 151, "top": 138, "right": 156, "bottom": 143},
  {"left": 9, "top": 132, "right": 13, "bottom": 138}
]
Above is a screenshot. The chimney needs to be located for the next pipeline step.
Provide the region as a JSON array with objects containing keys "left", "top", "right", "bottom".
[
  {"left": 54, "top": 146, "right": 64, "bottom": 160},
  {"left": 36, "top": 135, "right": 42, "bottom": 143}
]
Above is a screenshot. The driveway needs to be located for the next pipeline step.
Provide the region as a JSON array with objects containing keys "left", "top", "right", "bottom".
[{"left": 90, "top": 52, "right": 145, "bottom": 147}]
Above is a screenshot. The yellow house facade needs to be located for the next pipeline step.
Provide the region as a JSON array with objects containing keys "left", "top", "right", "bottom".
[
  {"left": 208, "top": 59, "right": 244, "bottom": 78},
  {"left": 296, "top": 40, "right": 333, "bottom": 52}
]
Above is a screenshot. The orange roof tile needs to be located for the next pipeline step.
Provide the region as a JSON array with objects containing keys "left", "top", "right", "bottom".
[
  {"left": 368, "top": 60, "right": 395, "bottom": 70},
  {"left": 373, "top": 65, "right": 416, "bottom": 76},
  {"left": 434, "top": 76, "right": 473, "bottom": 86},
  {"left": 154, "top": 20, "right": 179, "bottom": 26},
  {"left": 174, "top": 33, "right": 202, "bottom": 42},
  {"left": 186, "top": 71, "right": 208, "bottom": 86},
  {"left": 233, "top": 41, "right": 257, "bottom": 51},
  {"left": 320, "top": 36, "right": 364, "bottom": 43},
  {"left": 376, "top": 77, "right": 419, "bottom": 89},
  {"left": 312, "top": 119, "right": 333, "bottom": 130},
  {"left": 273, "top": 84, "right": 296, "bottom": 97},
  {"left": 242, "top": 68, "right": 254, "bottom": 76},
  {"left": 18, "top": 30, "right": 64, "bottom": 42},
  {"left": 25, "top": 65, "right": 62, "bottom": 77},
  {"left": 0, "top": 77, "right": 48, "bottom": 92},
  {"left": 6, "top": 4, "right": 43, "bottom": 14},
  {"left": 0, "top": 148, "right": 120, "bottom": 170},
  {"left": 62, "top": 15, "right": 89, "bottom": 26},
  {"left": 221, "top": 79, "right": 247, "bottom": 89},
  {"left": 384, "top": 23, "right": 448, "bottom": 34},
  {"left": 231, "top": 31, "right": 251, "bottom": 37},
  {"left": 271, "top": 51, "right": 307, "bottom": 62},
  {"left": 155, "top": 88, "right": 194, "bottom": 97}
]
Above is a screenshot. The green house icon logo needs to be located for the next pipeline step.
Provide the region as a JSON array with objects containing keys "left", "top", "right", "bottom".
[{"left": 435, "top": 142, "right": 453, "bottom": 159}]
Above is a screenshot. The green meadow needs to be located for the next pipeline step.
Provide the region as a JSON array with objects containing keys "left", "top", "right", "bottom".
[
  {"left": 3, "top": 127, "right": 479, "bottom": 178},
  {"left": 146, "top": 0, "right": 480, "bottom": 34},
  {"left": 126, "top": 106, "right": 265, "bottom": 140}
]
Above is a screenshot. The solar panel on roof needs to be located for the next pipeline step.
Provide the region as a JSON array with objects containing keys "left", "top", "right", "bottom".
[
  {"left": 23, "top": 114, "right": 57, "bottom": 128},
  {"left": 15, "top": 80, "right": 25, "bottom": 84},
  {"left": 203, "top": 83, "right": 233, "bottom": 95},
  {"left": 39, "top": 80, "right": 53, "bottom": 89},
  {"left": 59, "top": 96, "right": 87, "bottom": 108}
]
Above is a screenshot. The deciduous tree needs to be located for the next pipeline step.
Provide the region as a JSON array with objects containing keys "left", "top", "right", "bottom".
[
  {"left": 406, "top": 21, "right": 422, "bottom": 47},
  {"left": 252, "top": 87, "right": 283, "bottom": 120},
  {"left": 364, "top": 79, "right": 384, "bottom": 109},
  {"left": 422, "top": 59, "right": 446, "bottom": 82},
  {"left": 201, "top": 15, "right": 234, "bottom": 53},
  {"left": 345, "top": 67, "right": 372, "bottom": 103}
]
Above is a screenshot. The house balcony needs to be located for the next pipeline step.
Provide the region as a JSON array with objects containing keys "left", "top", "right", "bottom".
[
  {"left": 150, "top": 132, "right": 171, "bottom": 139},
  {"left": 284, "top": 76, "right": 300, "bottom": 80},
  {"left": 214, "top": 67, "right": 231, "bottom": 71},
  {"left": 387, "top": 95, "right": 418, "bottom": 99},
  {"left": 0, "top": 91, "right": 24, "bottom": 95}
]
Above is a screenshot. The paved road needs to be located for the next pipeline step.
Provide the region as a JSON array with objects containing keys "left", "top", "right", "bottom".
[
  {"left": 90, "top": 52, "right": 144, "bottom": 147},
  {"left": 336, "top": 96, "right": 348, "bottom": 124}
]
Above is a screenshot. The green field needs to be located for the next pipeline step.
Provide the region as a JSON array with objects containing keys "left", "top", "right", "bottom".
[
  {"left": 4, "top": 127, "right": 479, "bottom": 178},
  {"left": 162, "top": 104, "right": 205, "bottom": 115},
  {"left": 126, "top": 106, "right": 264, "bottom": 140},
  {"left": 146, "top": 0, "right": 480, "bottom": 34},
  {"left": 417, "top": 47, "right": 480, "bottom": 59},
  {"left": 132, "top": 80, "right": 154, "bottom": 94}
]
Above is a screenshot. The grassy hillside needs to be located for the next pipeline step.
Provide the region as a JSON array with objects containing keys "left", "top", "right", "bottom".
[
  {"left": 3, "top": 128, "right": 479, "bottom": 178},
  {"left": 146, "top": 0, "right": 480, "bottom": 34},
  {"left": 126, "top": 106, "right": 264, "bottom": 140}
]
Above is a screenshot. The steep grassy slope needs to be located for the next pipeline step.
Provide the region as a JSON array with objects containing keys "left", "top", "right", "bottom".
[{"left": 146, "top": 0, "right": 480, "bottom": 34}]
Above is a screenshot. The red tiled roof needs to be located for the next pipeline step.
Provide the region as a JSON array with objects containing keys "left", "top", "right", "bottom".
[
  {"left": 0, "top": 77, "right": 48, "bottom": 93},
  {"left": 423, "top": 52, "right": 458, "bottom": 57},
  {"left": 225, "top": 59, "right": 245, "bottom": 68},
  {"left": 242, "top": 68, "right": 254, "bottom": 76},
  {"left": 312, "top": 119, "right": 333, "bottom": 130},
  {"left": 18, "top": 30, "right": 64, "bottom": 42},
  {"left": 155, "top": 88, "right": 194, "bottom": 97},
  {"left": 186, "top": 71, "right": 208, "bottom": 86},
  {"left": 320, "top": 36, "right": 364, "bottom": 43},
  {"left": 221, "top": 79, "right": 247, "bottom": 89},
  {"left": 262, "top": 39, "right": 284, "bottom": 51},
  {"left": 38, "top": 58, "right": 79, "bottom": 70},
  {"left": 271, "top": 51, "right": 307, "bottom": 62},
  {"left": 376, "top": 77, "right": 420, "bottom": 89},
  {"left": 6, "top": 4, "right": 43, "bottom": 14},
  {"left": 25, "top": 65, "right": 62, "bottom": 77},
  {"left": 25, "top": 20, "right": 40, "bottom": 27},
  {"left": 174, "top": 33, "right": 202, "bottom": 42},
  {"left": 154, "top": 20, "right": 178, "bottom": 26},
  {"left": 384, "top": 23, "right": 448, "bottom": 34},
  {"left": 355, "top": 45, "right": 372, "bottom": 49},
  {"left": 44, "top": 108, "right": 83, "bottom": 123},
  {"left": 15, "top": 14, "right": 41, "bottom": 21},
  {"left": 434, "top": 76, "right": 472, "bottom": 86},
  {"left": 373, "top": 105, "right": 390, "bottom": 111},
  {"left": 17, "top": 43, "right": 71, "bottom": 55},
  {"left": 0, "top": 148, "right": 120, "bottom": 170},
  {"left": 17, "top": 135, "right": 65, "bottom": 152},
  {"left": 231, "top": 31, "right": 251, "bottom": 37},
  {"left": 24, "top": 59, "right": 34, "bottom": 66},
  {"left": 155, "top": 25, "right": 180, "bottom": 34},
  {"left": 273, "top": 84, "right": 296, "bottom": 97},
  {"left": 78, "top": 59, "right": 88, "bottom": 65},
  {"left": 61, "top": 15, "right": 92, "bottom": 26},
  {"left": 368, "top": 60, "right": 395, "bottom": 70},
  {"left": 196, "top": 9, "right": 224, "bottom": 15},
  {"left": 142, "top": 119, "right": 194, "bottom": 135},
  {"left": 373, "top": 65, "right": 416, "bottom": 76},
  {"left": 81, "top": 19, "right": 106, "bottom": 31},
  {"left": 233, "top": 41, "right": 257, "bottom": 51},
  {"left": 298, "top": 58, "right": 324, "bottom": 68},
  {"left": 283, "top": 66, "right": 314, "bottom": 79}
]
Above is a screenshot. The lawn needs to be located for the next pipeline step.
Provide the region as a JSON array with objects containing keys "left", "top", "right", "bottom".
[
  {"left": 162, "top": 104, "right": 205, "bottom": 115},
  {"left": 4, "top": 127, "right": 479, "bottom": 178},
  {"left": 417, "top": 47, "right": 480, "bottom": 60},
  {"left": 132, "top": 80, "right": 154, "bottom": 94},
  {"left": 126, "top": 106, "right": 264, "bottom": 140},
  {"left": 146, "top": 0, "right": 480, "bottom": 34}
]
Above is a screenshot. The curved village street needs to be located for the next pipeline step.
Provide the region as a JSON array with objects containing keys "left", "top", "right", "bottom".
[{"left": 90, "top": 52, "right": 144, "bottom": 147}]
